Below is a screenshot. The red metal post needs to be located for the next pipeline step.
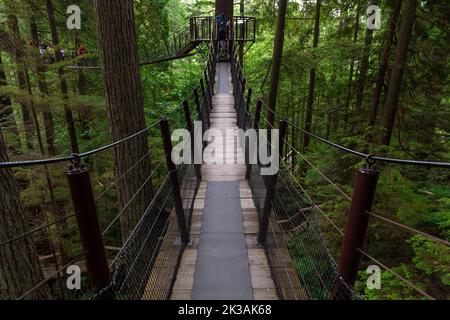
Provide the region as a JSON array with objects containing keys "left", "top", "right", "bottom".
[
  {"left": 67, "top": 164, "right": 112, "bottom": 296},
  {"left": 333, "top": 167, "right": 379, "bottom": 299}
]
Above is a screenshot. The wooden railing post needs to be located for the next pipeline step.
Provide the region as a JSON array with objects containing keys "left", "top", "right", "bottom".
[
  {"left": 333, "top": 167, "right": 379, "bottom": 299},
  {"left": 160, "top": 118, "right": 190, "bottom": 244},
  {"left": 67, "top": 163, "right": 112, "bottom": 298},
  {"left": 183, "top": 100, "right": 202, "bottom": 181},
  {"left": 258, "top": 119, "right": 288, "bottom": 243}
]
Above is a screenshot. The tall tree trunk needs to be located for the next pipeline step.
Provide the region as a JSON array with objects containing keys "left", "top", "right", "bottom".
[
  {"left": 45, "top": 0, "right": 79, "bottom": 154},
  {"left": 215, "top": 0, "right": 234, "bottom": 18},
  {"left": 380, "top": 0, "right": 417, "bottom": 146},
  {"left": 353, "top": 27, "right": 374, "bottom": 126},
  {"left": 0, "top": 54, "right": 13, "bottom": 123},
  {"left": 301, "top": 0, "right": 321, "bottom": 153},
  {"left": 343, "top": 1, "right": 361, "bottom": 129},
  {"left": 24, "top": 69, "right": 69, "bottom": 266},
  {"left": 0, "top": 127, "right": 50, "bottom": 300},
  {"left": 28, "top": 3, "right": 56, "bottom": 156},
  {"left": 93, "top": 0, "right": 152, "bottom": 240},
  {"left": 266, "top": 0, "right": 288, "bottom": 129},
  {"left": 0, "top": 54, "right": 20, "bottom": 148},
  {"left": 75, "top": 34, "right": 91, "bottom": 140},
  {"left": 6, "top": 14, "right": 34, "bottom": 151},
  {"left": 329, "top": 6, "right": 347, "bottom": 134},
  {"left": 369, "top": 0, "right": 402, "bottom": 128}
]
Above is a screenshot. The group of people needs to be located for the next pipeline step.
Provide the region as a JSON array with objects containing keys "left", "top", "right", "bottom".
[
  {"left": 37, "top": 43, "right": 62, "bottom": 63},
  {"left": 31, "top": 41, "right": 88, "bottom": 64},
  {"left": 216, "top": 13, "right": 231, "bottom": 57}
]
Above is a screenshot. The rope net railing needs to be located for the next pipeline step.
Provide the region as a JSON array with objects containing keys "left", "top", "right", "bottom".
[{"left": 0, "top": 43, "right": 217, "bottom": 300}]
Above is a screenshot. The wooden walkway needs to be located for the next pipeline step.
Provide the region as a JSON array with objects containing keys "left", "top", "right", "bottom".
[{"left": 170, "top": 63, "right": 278, "bottom": 300}]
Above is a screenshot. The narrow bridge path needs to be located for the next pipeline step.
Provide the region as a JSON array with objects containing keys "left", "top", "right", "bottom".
[{"left": 171, "top": 63, "right": 278, "bottom": 300}]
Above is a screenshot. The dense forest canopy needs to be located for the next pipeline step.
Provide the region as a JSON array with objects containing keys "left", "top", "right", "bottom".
[{"left": 0, "top": 0, "right": 448, "bottom": 300}]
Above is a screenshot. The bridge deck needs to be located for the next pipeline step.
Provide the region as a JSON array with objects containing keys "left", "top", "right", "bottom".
[{"left": 170, "top": 63, "right": 278, "bottom": 300}]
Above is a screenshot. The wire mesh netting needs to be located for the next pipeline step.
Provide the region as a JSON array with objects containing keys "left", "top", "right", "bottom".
[
  {"left": 230, "top": 50, "right": 357, "bottom": 300},
  {"left": 92, "top": 163, "right": 198, "bottom": 300}
]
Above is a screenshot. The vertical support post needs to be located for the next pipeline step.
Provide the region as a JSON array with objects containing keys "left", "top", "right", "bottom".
[
  {"left": 160, "top": 118, "right": 190, "bottom": 244},
  {"left": 258, "top": 119, "right": 288, "bottom": 243},
  {"left": 253, "top": 100, "right": 262, "bottom": 129},
  {"left": 183, "top": 100, "right": 202, "bottom": 181},
  {"left": 194, "top": 87, "right": 207, "bottom": 149},
  {"left": 207, "top": 62, "right": 214, "bottom": 96},
  {"left": 193, "top": 88, "right": 204, "bottom": 125},
  {"left": 239, "top": 78, "right": 246, "bottom": 112},
  {"left": 195, "top": 18, "right": 198, "bottom": 40},
  {"left": 200, "top": 78, "right": 211, "bottom": 120},
  {"left": 182, "top": 99, "right": 193, "bottom": 134},
  {"left": 209, "top": 55, "right": 216, "bottom": 93},
  {"left": 204, "top": 68, "right": 213, "bottom": 110},
  {"left": 246, "top": 100, "right": 262, "bottom": 180},
  {"left": 67, "top": 164, "right": 112, "bottom": 297},
  {"left": 245, "top": 88, "right": 253, "bottom": 114},
  {"left": 173, "top": 34, "right": 177, "bottom": 53},
  {"left": 333, "top": 167, "right": 379, "bottom": 299},
  {"left": 240, "top": 87, "right": 252, "bottom": 129}
]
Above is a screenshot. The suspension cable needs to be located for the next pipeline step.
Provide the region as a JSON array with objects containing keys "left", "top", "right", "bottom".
[
  {"left": 0, "top": 212, "right": 78, "bottom": 247},
  {"left": 366, "top": 210, "right": 450, "bottom": 247},
  {"left": 258, "top": 101, "right": 450, "bottom": 169},
  {"left": 0, "top": 120, "right": 162, "bottom": 169}
]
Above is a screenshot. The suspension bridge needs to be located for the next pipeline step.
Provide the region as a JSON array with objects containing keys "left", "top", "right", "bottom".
[
  {"left": 1, "top": 15, "right": 449, "bottom": 301},
  {"left": 68, "top": 16, "right": 256, "bottom": 69}
]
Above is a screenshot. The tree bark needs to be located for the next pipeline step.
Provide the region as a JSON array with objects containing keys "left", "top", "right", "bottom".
[
  {"left": 353, "top": 27, "right": 374, "bottom": 123},
  {"left": 74, "top": 34, "right": 91, "bottom": 140},
  {"left": 266, "top": 0, "right": 288, "bottom": 129},
  {"left": 343, "top": 1, "right": 361, "bottom": 129},
  {"left": 380, "top": 0, "right": 417, "bottom": 146},
  {"left": 45, "top": 0, "right": 79, "bottom": 154},
  {"left": 369, "top": 0, "right": 402, "bottom": 128},
  {"left": 28, "top": 2, "right": 56, "bottom": 156},
  {"left": 93, "top": 0, "right": 152, "bottom": 240},
  {"left": 6, "top": 14, "right": 34, "bottom": 151},
  {"left": 0, "top": 54, "right": 20, "bottom": 147},
  {"left": 302, "top": 0, "right": 321, "bottom": 153},
  {"left": 215, "top": 0, "right": 234, "bottom": 18},
  {"left": 0, "top": 54, "right": 13, "bottom": 123},
  {"left": 0, "top": 127, "right": 50, "bottom": 300}
]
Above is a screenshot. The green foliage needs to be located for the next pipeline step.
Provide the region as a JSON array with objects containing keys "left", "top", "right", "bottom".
[
  {"left": 0, "top": 0, "right": 448, "bottom": 300},
  {"left": 409, "top": 236, "right": 450, "bottom": 286}
]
